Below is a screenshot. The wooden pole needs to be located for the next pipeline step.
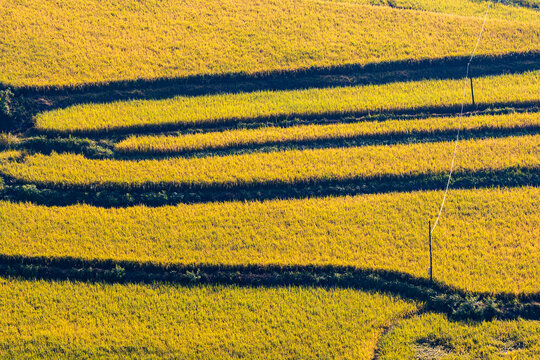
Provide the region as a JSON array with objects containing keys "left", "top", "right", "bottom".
[
  {"left": 470, "top": 76, "right": 475, "bottom": 108},
  {"left": 429, "top": 221, "right": 433, "bottom": 282}
]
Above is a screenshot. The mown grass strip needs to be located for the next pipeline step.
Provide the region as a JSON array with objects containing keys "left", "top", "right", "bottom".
[
  {"left": 1, "top": 0, "right": 538, "bottom": 88},
  {"left": 377, "top": 313, "right": 540, "bottom": 360},
  {"left": 2, "top": 136, "right": 537, "bottom": 190},
  {"left": 34, "top": 72, "right": 540, "bottom": 134},
  {"left": 115, "top": 112, "right": 540, "bottom": 155},
  {"left": 0, "top": 278, "right": 417, "bottom": 360},
  {"left": 0, "top": 187, "right": 538, "bottom": 294}
]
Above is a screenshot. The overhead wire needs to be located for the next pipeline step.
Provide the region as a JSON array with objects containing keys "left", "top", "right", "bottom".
[{"left": 430, "top": 1, "right": 493, "bottom": 234}]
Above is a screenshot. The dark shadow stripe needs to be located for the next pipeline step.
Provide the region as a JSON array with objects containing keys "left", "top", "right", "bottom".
[
  {"left": 115, "top": 125, "right": 540, "bottom": 160},
  {"left": 7, "top": 51, "right": 539, "bottom": 100},
  {"left": 1, "top": 167, "right": 538, "bottom": 207},
  {"left": 4, "top": 51, "right": 537, "bottom": 121},
  {"left": 0, "top": 254, "right": 537, "bottom": 320},
  {"left": 29, "top": 101, "right": 540, "bottom": 138}
]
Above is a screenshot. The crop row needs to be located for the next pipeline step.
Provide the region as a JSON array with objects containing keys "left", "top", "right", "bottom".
[
  {"left": 115, "top": 112, "right": 540, "bottom": 154},
  {"left": 1, "top": 0, "right": 538, "bottom": 88},
  {"left": 1, "top": 135, "right": 537, "bottom": 190},
  {"left": 0, "top": 187, "right": 538, "bottom": 294},
  {"left": 378, "top": 313, "right": 540, "bottom": 359},
  {"left": 34, "top": 72, "right": 540, "bottom": 133},
  {"left": 0, "top": 278, "right": 416, "bottom": 359}
]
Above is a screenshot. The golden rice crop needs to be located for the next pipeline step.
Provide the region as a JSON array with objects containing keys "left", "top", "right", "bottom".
[
  {"left": 1, "top": 187, "right": 538, "bottom": 294},
  {"left": 0, "top": 278, "right": 417, "bottom": 359},
  {"left": 1, "top": 135, "right": 537, "bottom": 189},
  {"left": 35, "top": 72, "right": 540, "bottom": 133},
  {"left": 115, "top": 112, "right": 540, "bottom": 154},
  {"left": 329, "top": 0, "right": 540, "bottom": 22},
  {"left": 378, "top": 313, "right": 540, "bottom": 359},
  {"left": 1, "top": 0, "right": 538, "bottom": 88},
  {"left": 0, "top": 150, "right": 21, "bottom": 162}
]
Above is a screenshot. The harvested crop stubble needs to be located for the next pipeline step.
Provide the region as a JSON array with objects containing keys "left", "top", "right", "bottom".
[
  {"left": 2, "top": 136, "right": 538, "bottom": 189},
  {"left": 115, "top": 112, "right": 540, "bottom": 154},
  {"left": 1, "top": 0, "right": 539, "bottom": 87},
  {"left": 377, "top": 313, "right": 540, "bottom": 359},
  {"left": 0, "top": 187, "right": 538, "bottom": 294},
  {"left": 0, "top": 279, "right": 417, "bottom": 359},
  {"left": 34, "top": 72, "right": 540, "bottom": 133}
]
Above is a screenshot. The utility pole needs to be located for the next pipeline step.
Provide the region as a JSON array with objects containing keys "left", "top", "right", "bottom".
[
  {"left": 470, "top": 75, "right": 475, "bottom": 108},
  {"left": 429, "top": 220, "right": 433, "bottom": 282}
]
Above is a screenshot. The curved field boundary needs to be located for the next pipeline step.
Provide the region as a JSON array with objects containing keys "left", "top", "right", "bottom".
[
  {"left": 0, "top": 187, "right": 538, "bottom": 295},
  {"left": 32, "top": 71, "right": 540, "bottom": 135}
]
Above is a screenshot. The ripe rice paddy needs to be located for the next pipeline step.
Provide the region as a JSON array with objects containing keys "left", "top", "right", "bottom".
[
  {"left": 0, "top": 0, "right": 538, "bottom": 356},
  {"left": 0, "top": 187, "right": 538, "bottom": 294},
  {"left": 1, "top": 0, "right": 538, "bottom": 88},
  {"left": 34, "top": 72, "right": 540, "bottom": 133},
  {"left": 115, "top": 112, "right": 540, "bottom": 154},
  {"left": 0, "top": 279, "right": 417, "bottom": 359}
]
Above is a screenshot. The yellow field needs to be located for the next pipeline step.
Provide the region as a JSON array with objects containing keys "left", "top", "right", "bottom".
[
  {"left": 1, "top": 0, "right": 538, "bottom": 88},
  {"left": 378, "top": 313, "right": 540, "bottom": 359},
  {"left": 1, "top": 135, "right": 537, "bottom": 189},
  {"left": 330, "top": 0, "right": 540, "bottom": 22},
  {"left": 115, "top": 112, "right": 540, "bottom": 154},
  {"left": 1, "top": 187, "right": 538, "bottom": 294},
  {"left": 0, "top": 0, "right": 538, "bottom": 355},
  {"left": 0, "top": 278, "right": 417, "bottom": 359},
  {"left": 34, "top": 72, "right": 540, "bottom": 133}
]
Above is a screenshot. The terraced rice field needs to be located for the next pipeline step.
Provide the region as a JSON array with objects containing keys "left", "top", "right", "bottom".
[
  {"left": 0, "top": 187, "right": 538, "bottom": 294},
  {"left": 0, "top": 279, "right": 417, "bottom": 359},
  {"left": 378, "top": 313, "right": 540, "bottom": 359},
  {"left": 0, "top": 0, "right": 538, "bottom": 357},
  {"left": 34, "top": 71, "right": 539, "bottom": 133},
  {"left": 1, "top": 0, "right": 539, "bottom": 87}
]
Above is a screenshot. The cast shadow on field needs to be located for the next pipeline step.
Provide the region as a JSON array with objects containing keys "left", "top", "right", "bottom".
[
  {"left": 2, "top": 167, "right": 537, "bottom": 207},
  {"left": 30, "top": 101, "right": 540, "bottom": 138},
  {"left": 5, "top": 51, "right": 539, "bottom": 116},
  {"left": 0, "top": 254, "right": 538, "bottom": 321},
  {"left": 116, "top": 124, "right": 540, "bottom": 160}
]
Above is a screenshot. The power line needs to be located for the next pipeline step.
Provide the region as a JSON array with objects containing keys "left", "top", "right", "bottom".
[{"left": 430, "top": 1, "right": 493, "bottom": 235}]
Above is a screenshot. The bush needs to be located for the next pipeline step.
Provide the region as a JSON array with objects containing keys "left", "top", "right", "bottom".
[{"left": 0, "top": 89, "right": 32, "bottom": 130}]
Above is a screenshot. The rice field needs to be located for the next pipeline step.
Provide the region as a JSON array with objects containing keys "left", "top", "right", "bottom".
[
  {"left": 378, "top": 313, "right": 540, "bottom": 359},
  {"left": 1, "top": 0, "right": 538, "bottom": 88},
  {"left": 115, "top": 112, "right": 540, "bottom": 154},
  {"left": 1, "top": 0, "right": 538, "bottom": 356},
  {"left": 1, "top": 135, "right": 537, "bottom": 189},
  {"left": 34, "top": 71, "right": 540, "bottom": 133},
  {"left": 0, "top": 278, "right": 418, "bottom": 359},
  {"left": 330, "top": 0, "right": 540, "bottom": 22},
  {"left": 1, "top": 187, "right": 538, "bottom": 294}
]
